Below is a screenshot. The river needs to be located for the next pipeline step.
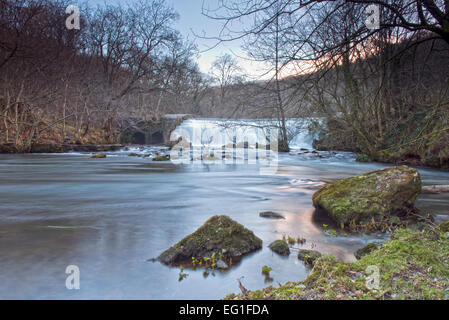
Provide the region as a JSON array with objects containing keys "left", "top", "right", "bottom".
[{"left": 0, "top": 119, "right": 448, "bottom": 299}]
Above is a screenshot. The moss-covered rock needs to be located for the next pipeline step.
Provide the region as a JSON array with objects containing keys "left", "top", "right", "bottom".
[
  {"left": 297, "top": 249, "right": 322, "bottom": 266},
  {"left": 157, "top": 215, "right": 262, "bottom": 265},
  {"left": 312, "top": 166, "right": 421, "bottom": 228},
  {"left": 259, "top": 211, "right": 285, "bottom": 219},
  {"left": 153, "top": 155, "right": 170, "bottom": 161},
  {"left": 128, "top": 152, "right": 140, "bottom": 157},
  {"left": 356, "top": 154, "right": 372, "bottom": 162},
  {"left": 89, "top": 153, "right": 107, "bottom": 159},
  {"left": 354, "top": 243, "right": 378, "bottom": 260},
  {"left": 268, "top": 240, "right": 290, "bottom": 256}
]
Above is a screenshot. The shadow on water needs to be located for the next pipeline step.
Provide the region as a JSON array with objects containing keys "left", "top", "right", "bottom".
[{"left": 311, "top": 208, "right": 340, "bottom": 229}]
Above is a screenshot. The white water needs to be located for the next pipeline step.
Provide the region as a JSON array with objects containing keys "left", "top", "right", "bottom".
[{"left": 170, "top": 118, "right": 317, "bottom": 150}]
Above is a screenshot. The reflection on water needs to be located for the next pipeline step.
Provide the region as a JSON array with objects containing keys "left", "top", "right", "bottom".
[{"left": 0, "top": 151, "right": 448, "bottom": 299}]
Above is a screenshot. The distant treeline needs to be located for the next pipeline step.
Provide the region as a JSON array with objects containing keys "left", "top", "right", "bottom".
[
  {"left": 0, "top": 0, "right": 209, "bottom": 151},
  {"left": 2, "top": 0, "right": 449, "bottom": 166},
  {"left": 201, "top": 0, "right": 449, "bottom": 167}
]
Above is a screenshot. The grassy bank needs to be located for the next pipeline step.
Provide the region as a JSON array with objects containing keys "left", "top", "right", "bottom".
[{"left": 225, "top": 227, "right": 449, "bottom": 300}]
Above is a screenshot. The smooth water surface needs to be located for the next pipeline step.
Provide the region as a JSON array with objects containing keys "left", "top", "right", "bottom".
[{"left": 0, "top": 147, "right": 448, "bottom": 299}]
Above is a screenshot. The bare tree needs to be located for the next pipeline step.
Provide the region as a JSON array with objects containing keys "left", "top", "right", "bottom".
[{"left": 210, "top": 53, "right": 244, "bottom": 102}]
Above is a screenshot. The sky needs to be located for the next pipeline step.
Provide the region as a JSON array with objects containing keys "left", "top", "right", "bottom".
[{"left": 87, "top": 0, "right": 272, "bottom": 79}]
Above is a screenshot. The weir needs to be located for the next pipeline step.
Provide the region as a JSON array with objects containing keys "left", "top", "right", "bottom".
[{"left": 169, "top": 118, "right": 317, "bottom": 150}]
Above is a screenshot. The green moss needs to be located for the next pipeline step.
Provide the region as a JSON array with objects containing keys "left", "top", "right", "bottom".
[
  {"left": 297, "top": 249, "right": 322, "bottom": 266},
  {"left": 287, "top": 236, "right": 296, "bottom": 245},
  {"left": 439, "top": 221, "right": 449, "bottom": 233},
  {"left": 312, "top": 166, "right": 422, "bottom": 229},
  {"left": 389, "top": 216, "right": 401, "bottom": 225},
  {"left": 153, "top": 155, "right": 170, "bottom": 161},
  {"left": 128, "top": 152, "right": 140, "bottom": 157},
  {"left": 354, "top": 243, "right": 378, "bottom": 260},
  {"left": 158, "top": 215, "right": 262, "bottom": 266},
  {"left": 226, "top": 228, "right": 449, "bottom": 300},
  {"left": 268, "top": 240, "right": 290, "bottom": 256},
  {"left": 261, "top": 265, "right": 272, "bottom": 276},
  {"left": 371, "top": 151, "right": 400, "bottom": 163},
  {"left": 89, "top": 153, "right": 107, "bottom": 158}
]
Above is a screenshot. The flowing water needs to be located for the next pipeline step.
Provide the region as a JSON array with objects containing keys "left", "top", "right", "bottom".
[{"left": 0, "top": 119, "right": 448, "bottom": 299}]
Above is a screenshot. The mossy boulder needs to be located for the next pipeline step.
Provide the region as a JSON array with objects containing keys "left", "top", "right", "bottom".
[
  {"left": 153, "top": 155, "right": 170, "bottom": 161},
  {"left": 259, "top": 211, "right": 285, "bottom": 219},
  {"left": 354, "top": 243, "right": 378, "bottom": 260},
  {"left": 157, "top": 215, "right": 262, "bottom": 265},
  {"left": 89, "top": 153, "right": 107, "bottom": 159},
  {"left": 297, "top": 249, "right": 322, "bottom": 266},
  {"left": 268, "top": 240, "right": 290, "bottom": 256},
  {"left": 128, "top": 152, "right": 140, "bottom": 157},
  {"left": 312, "top": 166, "right": 422, "bottom": 228}
]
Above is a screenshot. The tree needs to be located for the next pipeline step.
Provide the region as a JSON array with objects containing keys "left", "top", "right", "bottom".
[
  {"left": 203, "top": 0, "right": 449, "bottom": 163},
  {"left": 210, "top": 53, "right": 244, "bottom": 102},
  {"left": 0, "top": 0, "right": 207, "bottom": 150}
]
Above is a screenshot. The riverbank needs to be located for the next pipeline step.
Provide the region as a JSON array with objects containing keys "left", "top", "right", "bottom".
[{"left": 225, "top": 226, "right": 449, "bottom": 300}]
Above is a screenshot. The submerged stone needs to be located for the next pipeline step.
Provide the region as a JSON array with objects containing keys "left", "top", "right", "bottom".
[
  {"left": 89, "top": 153, "right": 106, "bottom": 158},
  {"left": 259, "top": 211, "right": 285, "bottom": 219},
  {"left": 354, "top": 243, "right": 378, "bottom": 260},
  {"left": 153, "top": 155, "right": 170, "bottom": 161},
  {"left": 268, "top": 240, "right": 290, "bottom": 256},
  {"left": 157, "top": 215, "right": 262, "bottom": 265},
  {"left": 297, "top": 249, "right": 322, "bottom": 266},
  {"left": 312, "top": 166, "right": 421, "bottom": 227}
]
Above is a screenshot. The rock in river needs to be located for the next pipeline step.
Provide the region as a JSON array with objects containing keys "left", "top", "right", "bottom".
[
  {"left": 259, "top": 211, "right": 285, "bottom": 219},
  {"left": 89, "top": 153, "right": 107, "bottom": 159},
  {"left": 153, "top": 155, "right": 170, "bottom": 161},
  {"left": 157, "top": 215, "right": 262, "bottom": 265},
  {"left": 268, "top": 240, "right": 290, "bottom": 256},
  {"left": 297, "top": 249, "right": 322, "bottom": 266},
  {"left": 312, "top": 166, "right": 421, "bottom": 227},
  {"left": 438, "top": 221, "right": 449, "bottom": 233}
]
